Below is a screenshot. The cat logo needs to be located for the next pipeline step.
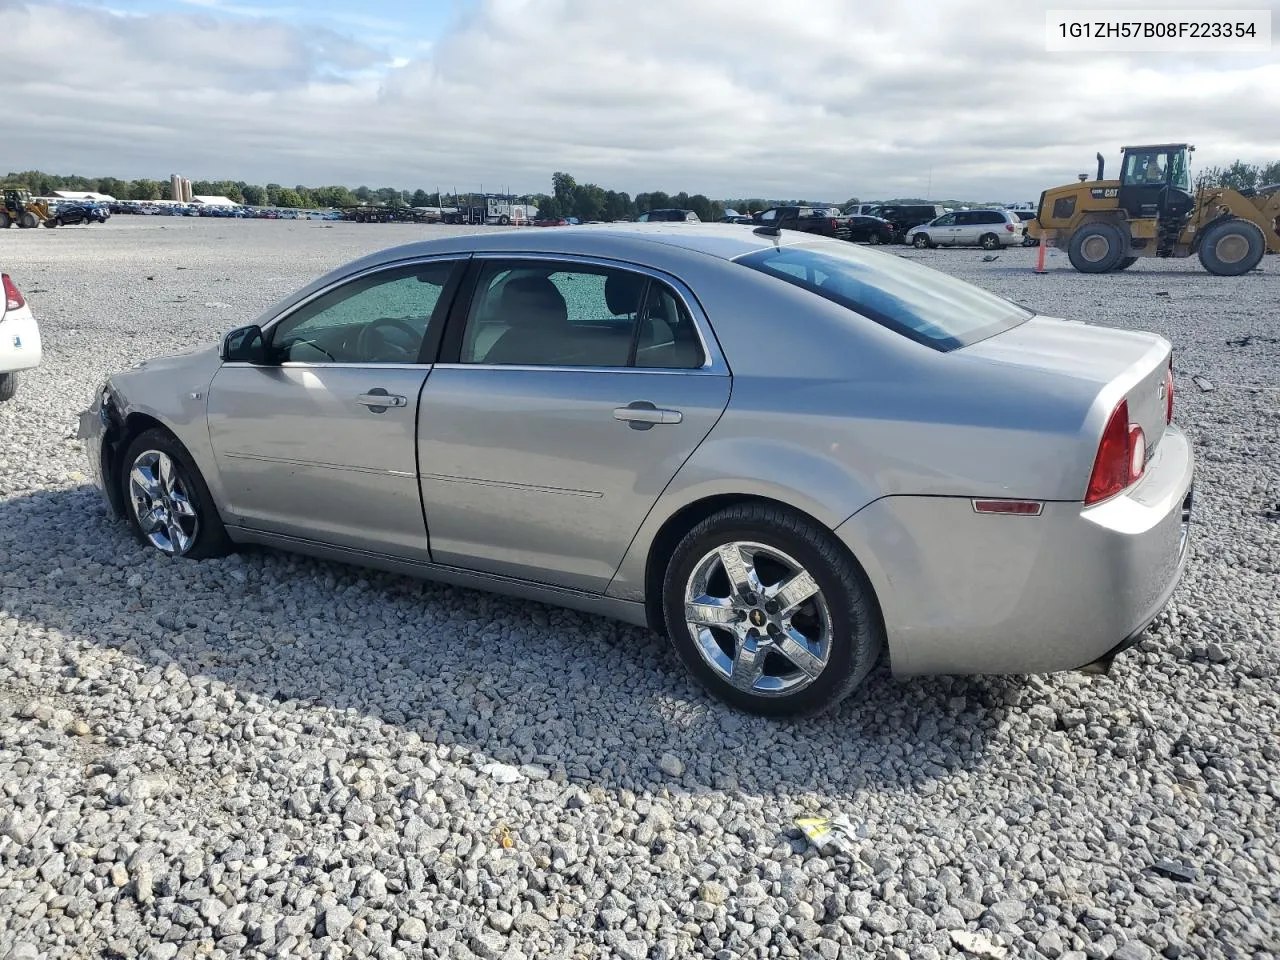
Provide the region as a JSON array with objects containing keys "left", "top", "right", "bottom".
[{"left": 1090, "top": 188, "right": 1119, "bottom": 200}]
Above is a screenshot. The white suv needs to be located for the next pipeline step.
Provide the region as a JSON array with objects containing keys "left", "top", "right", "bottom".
[
  {"left": 906, "top": 209, "right": 1023, "bottom": 250},
  {"left": 0, "top": 273, "right": 42, "bottom": 401}
]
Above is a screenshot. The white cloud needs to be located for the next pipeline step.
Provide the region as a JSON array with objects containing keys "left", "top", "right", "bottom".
[{"left": 2, "top": 0, "right": 1278, "bottom": 200}]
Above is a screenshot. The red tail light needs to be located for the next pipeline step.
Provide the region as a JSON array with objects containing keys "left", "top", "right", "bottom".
[
  {"left": 1085, "top": 399, "right": 1145, "bottom": 505},
  {"left": 830, "top": 218, "right": 840, "bottom": 230},
  {"left": 1004, "top": 223, "right": 1016, "bottom": 232},
  {"left": 1165, "top": 356, "right": 1174, "bottom": 424},
  {"left": 2, "top": 274, "right": 24, "bottom": 311}
]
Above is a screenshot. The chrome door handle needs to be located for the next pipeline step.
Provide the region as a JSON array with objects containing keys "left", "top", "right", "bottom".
[
  {"left": 614, "top": 400, "right": 682, "bottom": 429},
  {"left": 356, "top": 389, "right": 407, "bottom": 412}
]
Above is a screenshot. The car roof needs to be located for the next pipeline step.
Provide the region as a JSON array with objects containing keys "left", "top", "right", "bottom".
[{"left": 360, "top": 223, "right": 813, "bottom": 266}]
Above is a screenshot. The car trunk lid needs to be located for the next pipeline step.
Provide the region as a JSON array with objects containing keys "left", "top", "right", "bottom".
[{"left": 963, "top": 315, "right": 1171, "bottom": 454}]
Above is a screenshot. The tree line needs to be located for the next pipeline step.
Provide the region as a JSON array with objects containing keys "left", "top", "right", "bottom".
[
  {"left": 6, "top": 159, "right": 1276, "bottom": 215},
  {"left": 1194, "top": 159, "right": 1280, "bottom": 192}
]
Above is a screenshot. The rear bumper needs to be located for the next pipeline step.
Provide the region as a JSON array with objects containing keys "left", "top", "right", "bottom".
[
  {"left": 835, "top": 425, "right": 1195, "bottom": 677},
  {"left": 0, "top": 311, "right": 42, "bottom": 373}
]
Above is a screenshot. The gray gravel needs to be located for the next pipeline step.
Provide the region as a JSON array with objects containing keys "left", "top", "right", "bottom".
[{"left": 2, "top": 219, "right": 1279, "bottom": 959}]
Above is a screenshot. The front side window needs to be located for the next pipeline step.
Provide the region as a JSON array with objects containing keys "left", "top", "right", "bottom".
[
  {"left": 759, "top": 209, "right": 778, "bottom": 221},
  {"left": 933, "top": 213, "right": 956, "bottom": 226},
  {"left": 736, "top": 242, "right": 1032, "bottom": 351},
  {"left": 270, "top": 261, "right": 457, "bottom": 363},
  {"left": 458, "top": 261, "right": 704, "bottom": 369}
]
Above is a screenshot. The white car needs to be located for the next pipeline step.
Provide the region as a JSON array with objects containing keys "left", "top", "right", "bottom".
[
  {"left": 907, "top": 209, "right": 1024, "bottom": 250},
  {"left": 0, "top": 273, "right": 42, "bottom": 401}
]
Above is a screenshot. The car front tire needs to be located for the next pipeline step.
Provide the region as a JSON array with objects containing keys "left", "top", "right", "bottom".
[
  {"left": 120, "top": 428, "right": 232, "bottom": 560},
  {"left": 0, "top": 372, "right": 17, "bottom": 402},
  {"left": 661, "top": 503, "right": 883, "bottom": 718},
  {"left": 912, "top": 233, "right": 931, "bottom": 249}
]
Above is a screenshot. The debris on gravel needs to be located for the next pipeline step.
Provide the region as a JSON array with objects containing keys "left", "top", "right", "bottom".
[{"left": 1, "top": 222, "right": 1278, "bottom": 959}]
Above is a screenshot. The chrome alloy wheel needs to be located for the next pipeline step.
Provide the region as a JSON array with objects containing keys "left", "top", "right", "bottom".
[
  {"left": 128, "top": 450, "right": 199, "bottom": 555},
  {"left": 683, "top": 541, "right": 833, "bottom": 696}
]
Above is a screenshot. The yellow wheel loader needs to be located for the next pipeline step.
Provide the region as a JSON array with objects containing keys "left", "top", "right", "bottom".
[
  {"left": 1027, "top": 144, "right": 1280, "bottom": 276},
  {"left": 0, "top": 188, "right": 56, "bottom": 229}
]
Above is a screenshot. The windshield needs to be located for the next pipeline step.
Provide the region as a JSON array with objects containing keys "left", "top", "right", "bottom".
[{"left": 735, "top": 242, "right": 1032, "bottom": 351}]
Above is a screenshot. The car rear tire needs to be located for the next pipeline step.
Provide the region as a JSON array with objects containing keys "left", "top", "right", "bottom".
[
  {"left": 661, "top": 503, "right": 883, "bottom": 717},
  {"left": 0, "top": 372, "right": 17, "bottom": 402},
  {"left": 1197, "top": 219, "right": 1266, "bottom": 276},
  {"left": 120, "top": 428, "right": 232, "bottom": 560},
  {"left": 980, "top": 232, "right": 1001, "bottom": 250},
  {"left": 1067, "top": 222, "right": 1125, "bottom": 273},
  {"left": 912, "top": 233, "right": 932, "bottom": 249}
]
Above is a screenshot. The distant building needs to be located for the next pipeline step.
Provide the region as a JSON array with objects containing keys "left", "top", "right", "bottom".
[
  {"left": 191, "top": 195, "right": 238, "bottom": 207},
  {"left": 52, "top": 190, "right": 115, "bottom": 202}
]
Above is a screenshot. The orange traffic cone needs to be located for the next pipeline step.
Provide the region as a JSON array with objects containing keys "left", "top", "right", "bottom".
[{"left": 1034, "top": 235, "right": 1048, "bottom": 273}]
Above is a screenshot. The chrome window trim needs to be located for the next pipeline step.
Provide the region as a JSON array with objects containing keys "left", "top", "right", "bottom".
[
  {"left": 256, "top": 253, "right": 471, "bottom": 338},
  {"left": 220, "top": 361, "right": 435, "bottom": 370},
  {"left": 432, "top": 362, "right": 719, "bottom": 377},
  {"left": 467, "top": 251, "right": 727, "bottom": 374}
]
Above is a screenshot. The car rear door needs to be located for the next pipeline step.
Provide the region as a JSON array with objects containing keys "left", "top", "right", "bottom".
[
  {"left": 206, "top": 257, "right": 466, "bottom": 559},
  {"left": 416, "top": 256, "right": 731, "bottom": 594}
]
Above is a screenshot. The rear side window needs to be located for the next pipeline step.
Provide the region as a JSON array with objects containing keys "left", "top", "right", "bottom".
[
  {"left": 978, "top": 211, "right": 1006, "bottom": 224},
  {"left": 736, "top": 242, "right": 1032, "bottom": 351}
]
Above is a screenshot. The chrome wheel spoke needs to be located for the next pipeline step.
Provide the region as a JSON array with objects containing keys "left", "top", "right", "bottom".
[
  {"left": 769, "top": 569, "right": 819, "bottom": 615},
  {"left": 166, "top": 516, "right": 190, "bottom": 554},
  {"left": 129, "top": 464, "right": 160, "bottom": 498},
  {"left": 777, "top": 627, "right": 826, "bottom": 679},
  {"left": 730, "top": 633, "right": 765, "bottom": 691},
  {"left": 137, "top": 507, "right": 162, "bottom": 533},
  {"left": 716, "top": 543, "right": 757, "bottom": 598},
  {"left": 157, "top": 453, "right": 178, "bottom": 497},
  {"left": 169, "top": 489, "right": 197, "bottom": 518},
  {"left": 685, "top": 598, "right": 740, "bottom": 628}
]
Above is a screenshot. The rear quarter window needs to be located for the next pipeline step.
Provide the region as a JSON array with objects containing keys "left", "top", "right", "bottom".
[{"left": 736, "top": 242, "right": 1032, "bottom": 351}]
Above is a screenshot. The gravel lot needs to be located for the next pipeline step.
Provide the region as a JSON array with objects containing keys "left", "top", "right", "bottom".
[{"left": 1, "top": 219, "right": 1278, "bottom": 960}]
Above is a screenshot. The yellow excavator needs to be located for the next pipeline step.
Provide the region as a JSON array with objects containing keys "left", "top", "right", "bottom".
[
  {"left": 0, "top": 187, "right": 56, "bottom": 229},
  {"left": 1027, "top": 144, "right": 1280, "bottom": 275}
]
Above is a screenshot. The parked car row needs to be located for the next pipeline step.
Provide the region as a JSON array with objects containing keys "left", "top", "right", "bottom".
[{"left": 107, "top": 202, "right": 344, "bottom": 220}]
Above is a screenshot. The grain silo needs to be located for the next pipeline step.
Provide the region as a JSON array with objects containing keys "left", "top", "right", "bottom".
[{"left": 170, "top": 174, "right": 183, "bottom": 202}]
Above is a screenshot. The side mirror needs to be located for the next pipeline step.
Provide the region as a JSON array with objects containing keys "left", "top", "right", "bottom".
[{"left": 222, "top": 324, "right": 269, "bottom": 364}]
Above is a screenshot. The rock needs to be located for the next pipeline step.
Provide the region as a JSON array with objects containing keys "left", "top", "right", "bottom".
[
  {"left": 863, "top": 913, "right": 901, "bottom": 935},
  {"left": 1036, "top": 930, "right": 1065, "bottom": 958},
  {"left": 398, "top": 917, "right": 428, "bottom": 944},
  {"left": 949, "top": 930, "right": 1008, "bottom": 959},
  {"left": 986, "top": 900, "right": 1025, "bottom": 926},
  {"left": 480, "top": 762, "right": 522, "bottom": 784},
  {"left": 658, "top": 753, "right": 685, "bottom": 778},
  {"left": 133, "top": 861, "right": 154, "bottom": 903},
  {"left": 1113, "top": 944, "right": 1153, "bottom": 960},
  {"left": 698, "top": 881, "right": 728, "bottom": 905},
  {"left": 324, "top": 905, "right": 354, "bottom": 939}
]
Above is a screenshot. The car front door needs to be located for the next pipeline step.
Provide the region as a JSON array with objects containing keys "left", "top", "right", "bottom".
[
  {"left": 417, "top": 256, "right": 731, "bottom": 593},
  {"left": 205, "top": 257, "right": 465, "bottom": 558},
  {"left": 926, "top": 213, "right": 956, "bottom": 243}
]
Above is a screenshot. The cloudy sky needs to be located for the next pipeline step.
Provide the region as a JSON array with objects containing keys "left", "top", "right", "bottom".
[{"left": 2, "top": 0, "right": 1278, "bottom": 201}]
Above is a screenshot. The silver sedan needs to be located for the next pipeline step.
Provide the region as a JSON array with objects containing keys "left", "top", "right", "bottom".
[{"left": 79, "top": 224, "right": 1195, "bottom": 716}]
